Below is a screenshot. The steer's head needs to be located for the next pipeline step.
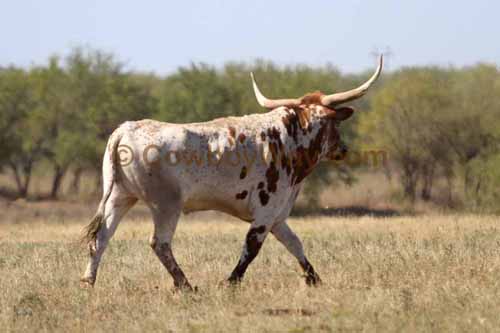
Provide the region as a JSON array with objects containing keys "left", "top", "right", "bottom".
[{"left": 251, "top": 56, "right": 383, "bottom": 163}]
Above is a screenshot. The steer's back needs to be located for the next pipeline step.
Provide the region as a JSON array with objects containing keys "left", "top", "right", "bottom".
[{"left": 117, "top": 113, "right": 283, "bottom": 220}]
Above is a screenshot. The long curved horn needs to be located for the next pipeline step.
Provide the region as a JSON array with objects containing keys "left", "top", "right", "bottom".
[
  {"left": 251, "top": 72, "right": 301, "bottom": 109},
  {"left": 321, "top": 55, "right": 383, "bottom": 106}
]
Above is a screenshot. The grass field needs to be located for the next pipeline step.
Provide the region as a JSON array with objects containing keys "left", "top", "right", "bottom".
[{"left": 1, "top": 202, "right": 500, "bottom": 332}]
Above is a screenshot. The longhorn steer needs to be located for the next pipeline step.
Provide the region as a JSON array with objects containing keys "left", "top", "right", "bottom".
[{"left": 81, "top": 56, "right": 383, "bottom": 290}]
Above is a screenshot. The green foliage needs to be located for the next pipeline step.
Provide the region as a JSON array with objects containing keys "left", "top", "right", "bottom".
[
  {"left": 358, "top": 64, "right": 500, "bottom": 209},
  {"left": 0, "top": 68, "right": 34, "bottom": 163},
  {"left": 0, "top": 48, "right": 157, "bottom": 197},
  {"left": 0, "top": 67, "right": 39, "bottom": 196},
  {"left": 465, "top": 153, "right": 500, "bottom": 212},
  {"left": 1, "top": 47, "right": 500, "bottom": 212},
  {"left": 157, "top": 63, "right": 232, "bottom": 123}
]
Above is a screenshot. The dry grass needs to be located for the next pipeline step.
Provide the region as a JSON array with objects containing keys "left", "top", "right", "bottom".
[{"left": 1, "top": 202, "right": 500, "bottom": 332}]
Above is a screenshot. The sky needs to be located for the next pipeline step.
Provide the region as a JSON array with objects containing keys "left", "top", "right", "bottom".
[{"left": 0, "top": 0, "right": 498, "bottom": 74}]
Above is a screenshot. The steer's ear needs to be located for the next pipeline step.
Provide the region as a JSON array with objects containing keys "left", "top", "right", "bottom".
[
  {"left": 325, "top": 106, "right": 355, "bottom": 121},
  {"left": 334, "top": 106, "right": 355, "bottom": 121}
]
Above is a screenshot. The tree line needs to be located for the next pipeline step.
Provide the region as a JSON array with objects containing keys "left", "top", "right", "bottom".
[
  {"left": 358, "top": 65, "right": 500, "bottom": 210},
  {"left": 1, "top": 48, "right": 499, "bottom": 211}
]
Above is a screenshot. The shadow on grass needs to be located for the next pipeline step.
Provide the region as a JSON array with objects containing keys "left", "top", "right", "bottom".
[
  {"left": 1, "top": 185, "right": 404, "bottom": 221},
  {"left": 0, "top": 187, "right": 20, "bottom": 201},
  {"left": 291, "top": 205, "right": 402, "bottom": 218}
]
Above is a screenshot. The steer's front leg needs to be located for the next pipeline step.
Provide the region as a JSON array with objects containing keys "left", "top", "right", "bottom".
[
  {"left": 228, "top": 223, "right": 270, "bottom": 284},
  {"left": 271, "top": 222, "right": 322, "bottom": 286}
]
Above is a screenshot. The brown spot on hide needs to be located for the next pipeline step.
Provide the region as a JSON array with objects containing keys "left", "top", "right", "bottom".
[
  {"left": 282, "top": 153, "right": 292, "bottom": 176},
  {"left": 228, "top": 225, "right": 267, "bottom": 283},
  {"left": 267, "top": 127, "right": 281, "bottom": 143},
  {"left": 259, "top": 190, "right": 270, "bottom": 206},
  {"left": 282, "top": 110, "right": 299, "bottom": 143},
  {"left": 267, "top": 127, "right": 285, "bottom": 169},
  {"left": 240, "top": 166, "right": 247, "bottom": 179},
  {"left": 269, "top": 141, "right": 279, "bottom": 165},
  {"left": 246, "top": 225, "right": 266, "bottom": 254},
  {"left": 281, "top": 107, "right": 312, "bottom": 142},
  {"left": 297, "top": 109, "right": 310, "bottom": 131},
  {"left": 236, "top": 190, "right": 248, "bottom": 200},
  {"left": 238, "top": 133, "right": 246, "bottom": 144},
  {"left": 290, "top": 124, "right": 327, "bottom": 185},
  {"left": 265, "top": 162, "right": 279, "bottom": 193},
  {"left": 252, "top": 225, "right": 266, "bottom": 234},
  {"left": 257, "top": 182, "right": 264, "bottom": 189},
  {"left": 228, "top": 126, "right": 236, "bottom": 138}
]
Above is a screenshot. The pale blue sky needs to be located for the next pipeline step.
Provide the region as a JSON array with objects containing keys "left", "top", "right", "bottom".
[{"left": 0, "top": 0, "right": 498, "bottom": 74}]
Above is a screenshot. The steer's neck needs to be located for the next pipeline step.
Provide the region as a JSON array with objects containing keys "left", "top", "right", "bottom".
[{"left": 266, "top": 105, "right": 329, "bottom": 185}]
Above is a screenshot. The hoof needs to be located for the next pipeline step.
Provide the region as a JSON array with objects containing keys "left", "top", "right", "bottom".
[
  {"left": 305, "top": 274, "right": 322, "bottom": 287},
  {"left": 80, "top": 277, "right": 95, "bottom": 288}
]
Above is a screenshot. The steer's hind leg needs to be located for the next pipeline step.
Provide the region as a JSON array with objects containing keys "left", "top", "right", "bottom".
[
  {"left": 271, "top": 222, "right": 321, "bottom": 286},
  {"left": 149, "top": 203, "right": 193, "bottom": 291},
  {"left": 81, "top": 187, "right": 137, "bottom": 286},
  {"left": 228, "top": 222, "right": 271, "bottom": 284}
]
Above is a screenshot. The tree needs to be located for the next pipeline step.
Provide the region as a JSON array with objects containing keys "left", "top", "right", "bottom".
[
  {"left": 156, "top": 63, "right": 231, "bottom": 123},
  {"left": 64, "top": 48, "right": 157, "bottom": 193},
  {"left": 357, "top": 67, "right": 455, "bottom": 203},
  {"left": 446, "top": 64, "right": 500, "bottom": 199},
  {"left": 446, "top": 64, "right": 500, "bottom": 209},
  {"left": 28, "top": 56, "right": 73, "bottom": 199},
  {"left": 0, "top": 67, "right": 39, "bottom": 197}
]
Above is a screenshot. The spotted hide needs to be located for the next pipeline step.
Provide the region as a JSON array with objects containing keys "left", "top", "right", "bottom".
[{"left": 81, "top": 56, "right": 383, "bottom": 290}]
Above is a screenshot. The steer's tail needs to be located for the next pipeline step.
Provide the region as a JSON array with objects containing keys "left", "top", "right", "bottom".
[{"left": 82, "top": 129, "right": 124, "bottom": 244}]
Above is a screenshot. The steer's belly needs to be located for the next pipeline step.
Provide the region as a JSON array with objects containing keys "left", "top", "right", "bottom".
[{"left": 182, "top": 195, "right": 254, "bottom": 222}]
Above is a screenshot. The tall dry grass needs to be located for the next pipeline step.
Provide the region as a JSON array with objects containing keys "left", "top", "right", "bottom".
[{"left": 1, "top": 202, "right": 500, "bottom": 332}]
